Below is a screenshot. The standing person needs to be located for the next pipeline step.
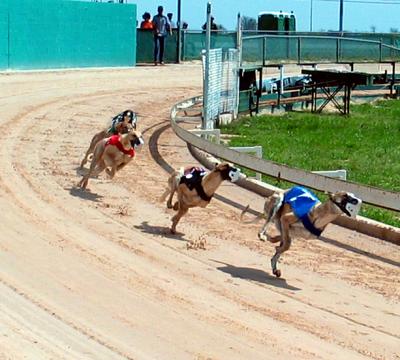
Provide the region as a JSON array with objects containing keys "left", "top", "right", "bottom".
[
  {"left": 202, "top": 16, "right": 218, "bottom": 48},
  {"left": 167, "top": 13, "right": 176, "bottom": 29},
  {"left": 140, "top": 12, "right": 153, "bottom": 30},
  {"left": 152, "top": 6, "right": 171, "bottom": 66},
  {"left": 202, "top": 16, "right": 218, "bottom": 31}
]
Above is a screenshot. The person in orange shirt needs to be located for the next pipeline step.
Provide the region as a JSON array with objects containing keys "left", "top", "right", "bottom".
[{"left": 140, "top": 12, "right": 153, "bottom": 29}]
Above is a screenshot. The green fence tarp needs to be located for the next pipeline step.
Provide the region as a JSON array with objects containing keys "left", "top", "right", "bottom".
[
  {"left": 0, "top": 1, "right": 8, "bottom": 69},
  {"left": 136, "top": 29, "right": 178, "bottom": 63},
  {"left": 0, "top": 0, "right": 136, "bottom": 70}
]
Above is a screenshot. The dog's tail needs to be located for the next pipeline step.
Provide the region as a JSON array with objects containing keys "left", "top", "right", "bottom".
[
  {"left": 240, "top": 205, "right": 265, "bottom": 224},
  {"left": 240, "top": 192, "right": 284, "bottom": 224},
  {"left": 159, "top": 188, "right": 170, "bottom": 203}
]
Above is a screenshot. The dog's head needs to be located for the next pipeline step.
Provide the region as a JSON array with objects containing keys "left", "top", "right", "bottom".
[
  {"left": 215, "top": 162, "right": 241, "bottom": 183},
  {"left": 126, "top": 130, "right": 144, "bottom": 149},
  {"left": 116, "top": 122, "right": 135, "bottom": 134},
  {"left": 329, "top": 191, "right": 362, "bottom": 218}
]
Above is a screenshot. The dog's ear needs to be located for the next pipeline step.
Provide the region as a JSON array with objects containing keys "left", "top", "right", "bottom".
[{"left": 326, "top": 191, "right": 334, "bottom": 200}]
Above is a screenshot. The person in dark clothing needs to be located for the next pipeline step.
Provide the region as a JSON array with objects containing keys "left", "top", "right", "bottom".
[
  {"left": 202, "top": 16, "right": 218, "bottom": 31},
  {"left": 152, "top": 6, "right": 171, "bottom": 65}
]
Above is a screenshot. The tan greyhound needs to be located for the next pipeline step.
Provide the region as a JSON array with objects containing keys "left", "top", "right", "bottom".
[
  {"left": 80, "top": 110, "right": 137, "bottom": 169},
  {"left": 78, "top": 129, "right": 144, "bottom": 190},
  {"left": 160, "top": 163, "right": 242, "bottom": 234},
  {"left": 241, "top": 186, "right": 362, "bottom": 277}
]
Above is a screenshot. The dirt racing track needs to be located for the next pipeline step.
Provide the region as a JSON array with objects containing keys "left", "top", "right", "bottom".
[{"left": 0, "top": 65, "right": 399, "bottom": 360}]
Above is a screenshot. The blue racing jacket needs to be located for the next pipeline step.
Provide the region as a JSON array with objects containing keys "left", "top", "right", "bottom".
[{"left": 283, "top": 186, "right": 322, "bottom": 236}]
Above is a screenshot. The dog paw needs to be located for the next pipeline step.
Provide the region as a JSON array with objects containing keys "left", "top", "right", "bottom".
[
  {"left": 273, "top": 269, "right": 281, "bottom": 278},
  {"left": 258, "top": 233, "right": 267, "bottom": 241}
]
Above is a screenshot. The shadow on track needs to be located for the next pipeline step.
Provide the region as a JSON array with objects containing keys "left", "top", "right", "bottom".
[
  {"left": 212, "top": 260, "right": 301, "bottom": 291},
  {"left": 68, "top": 186, "right": 103, "bottom": 202},
  {"left": 134, "top": 221, "right": 188, "bottom": 241}
]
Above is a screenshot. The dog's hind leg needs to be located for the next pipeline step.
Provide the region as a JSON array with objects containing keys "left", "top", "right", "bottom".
[
  {"left": 80, "top": 147, "right": 93, "bottom": 169},
  {"left": 270, "top": 211, "right": 296, "bottom": 277},
  {"left": 80, "top": 131, "right": 107, "bottom": 169},
  {"left": 167, "top": 189, "right": 176, "bottom": 209},
  {"left": 161, "top": 171, "right": 180, "bottom": 208},
  {"left": 258, "top": 192, "right": 283, "bottom": 241}
]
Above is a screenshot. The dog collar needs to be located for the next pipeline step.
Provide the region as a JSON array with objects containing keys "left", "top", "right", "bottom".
[{"left": 106, "top": 135, "right": 135, "bottom": 157}]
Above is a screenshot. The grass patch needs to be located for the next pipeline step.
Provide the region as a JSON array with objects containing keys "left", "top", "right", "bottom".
[{"left": 220, "top": 100, "right": 400, "bottom": 227}]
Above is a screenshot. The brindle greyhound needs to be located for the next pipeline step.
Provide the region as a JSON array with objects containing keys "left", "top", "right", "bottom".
[
  {"left": 80, "top": 110, "right": 137, "bottom": 169},
  {"left": 241, "top": 186, "right": 362, "bottom": 277},
  {"left": 160, "top": 163, "right": 242, "bottom": 234},
  {"left": 78, "top": 129, "right": 144, "bottom": 190}
]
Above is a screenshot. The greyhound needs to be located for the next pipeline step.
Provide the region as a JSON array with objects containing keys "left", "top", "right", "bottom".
[
  {"left": 80, "top": 110, "right": 137, "bottom": 169},
  {"left": 78, "top": 129, "right": 144, "bottom": 190},
  {"left": 241, "top": 186, "right": 362, "bottom": 277},
  {"left": 160, "top": 163, "right": 242, "bottom": 234}
]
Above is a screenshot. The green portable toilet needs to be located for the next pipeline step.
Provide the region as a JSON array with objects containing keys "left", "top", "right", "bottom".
[
  {"left": 278, "top": 12, "right": 285, "bottom": 32},
  {"left": 284, "top": 12, "right": 296, "bottom": 32},
  {"left": 258, "top": 11, "right": 294, "bottom": 32},
  {"left": 289, "top": 12, "right": 296, "bottom": 31},
  {"left": 258, "top": 12, "right": 279, "bottom": 31}
]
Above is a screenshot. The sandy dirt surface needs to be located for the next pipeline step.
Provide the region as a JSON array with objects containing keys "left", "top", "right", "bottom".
[{"left": 0, "top": 64, "right": 399, "bottom": 360}]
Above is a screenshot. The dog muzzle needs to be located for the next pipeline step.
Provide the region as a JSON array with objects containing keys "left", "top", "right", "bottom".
[
  {"left": 345, "top": 194, "right": 362, "bottom": 218},
  {"left": 229, "top": 168, "right": 241, "bottom": 183},
  {"left": 131, "top": 137, "right": 144, "bottom": 149}
]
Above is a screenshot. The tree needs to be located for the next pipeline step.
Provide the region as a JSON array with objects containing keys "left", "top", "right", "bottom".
[
  {"left": 370, "top": 25, "right": 376, "bottom": 33},
  {"left": 390, "top": 27, "right": 399, "bottom": 33},
  {"left": 242, "top": 16, "right": 257, "bottom": 31}
]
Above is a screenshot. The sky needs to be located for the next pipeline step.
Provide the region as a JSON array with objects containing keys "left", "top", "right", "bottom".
[{"left": 125, "top": 0, "right": 400, "bottom": 32}]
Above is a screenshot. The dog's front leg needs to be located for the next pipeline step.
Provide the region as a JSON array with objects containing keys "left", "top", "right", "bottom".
[
  {"left": 78, "top": 175, "right": 90, "bottom": 189},
  {"left": 171, "top": 205, "right": 188, "bottom": 234},
  {"left": 80, "top": 131, "right": 105, "bottom": 169},
  {"left": 106, "top": 166, "right": 117, "bottom": 179}
]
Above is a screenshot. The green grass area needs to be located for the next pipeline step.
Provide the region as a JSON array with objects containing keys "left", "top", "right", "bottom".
[{"left": 220, "top": 100, "right": 400, "bottom": 227}]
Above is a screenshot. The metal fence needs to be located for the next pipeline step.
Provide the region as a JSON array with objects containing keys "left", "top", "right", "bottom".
[
  {"left": 202, "top": 48, "right": 240, "bottom": 129},
  {"left": 135, "top": 30, "right": 400, "bottom": 65},
  {"left": 241, "top": 34, "right": 400, "bottom": 65}
]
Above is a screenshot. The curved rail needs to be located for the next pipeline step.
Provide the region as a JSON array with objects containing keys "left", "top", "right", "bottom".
[{"left": 171, "top": 96, "right": 400, "bottom": 213}]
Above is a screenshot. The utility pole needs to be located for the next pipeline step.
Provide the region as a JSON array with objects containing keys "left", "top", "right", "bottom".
[
  {"left": 177, "top": 0, "right": 181, "bottom": 63},
  {"left": 339, "top": 0, "right": 344, "bottom": 32}
]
